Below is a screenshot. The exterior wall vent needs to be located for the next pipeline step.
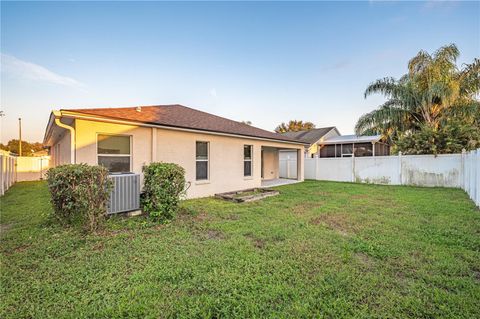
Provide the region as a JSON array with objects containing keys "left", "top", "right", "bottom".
[{"left": 107, "top": 173, "right": 140, "bottom": 214}]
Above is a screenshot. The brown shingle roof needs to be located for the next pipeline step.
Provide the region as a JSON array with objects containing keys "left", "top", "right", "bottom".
[
  {"left": 281, "top": 127, "right": 339, "bottom": 145},
  {"left": 64, "top": 104, "right": 304, "bottom": 144}
]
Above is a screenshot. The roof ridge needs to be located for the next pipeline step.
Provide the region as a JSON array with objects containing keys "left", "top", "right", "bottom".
[
  {"left": 160, "top": 104, "right": 279, "bottom": 136},
  {"left": 57, "top": 104, "right": 304, "bottom": 144}
]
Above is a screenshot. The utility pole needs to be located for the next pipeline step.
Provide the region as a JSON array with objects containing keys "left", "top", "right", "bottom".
[{"left": 18, "top": 118, "right": 22, "bottom": 156}]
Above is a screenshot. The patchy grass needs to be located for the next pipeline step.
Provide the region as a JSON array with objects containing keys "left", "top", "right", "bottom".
[{"left": 1, "top": 180, "right": 479, "bottom": 318}]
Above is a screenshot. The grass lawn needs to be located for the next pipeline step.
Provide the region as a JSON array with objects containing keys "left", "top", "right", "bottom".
[{"left": 1, "top": 180, "right": 479, "bottom": 318}]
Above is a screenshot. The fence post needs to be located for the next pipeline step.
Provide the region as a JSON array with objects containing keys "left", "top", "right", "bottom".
[
  {"left": 0, "top": 155, "right": 4, "bottom": 196},
  {"left": 476, "top": 149, "right": 480, "bottom": 206},
  {"left": 460, "top": 149, "right": 466, "bottom": 189},
  {"left": 398, "top": 151, "right": 402, "bottom": 185},
  {"left": 351, "top": 152, "right": 355, "bottom": 182},
  {"left": 470, "top": 150, "right": 475, "bottom": 198}
]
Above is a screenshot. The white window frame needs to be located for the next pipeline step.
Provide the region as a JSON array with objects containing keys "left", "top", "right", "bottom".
[
  {"left": 244, "top": 145, "right": 253, "bottom": 177},
  {"left": 195, "top": 141, "right": 209, "bottom": 181},
  {"left": 96, "top": 133, "right": 132, "bottom": 173},
  {"left": 341, "top": 143, "right": 354, "bottom": 158}
]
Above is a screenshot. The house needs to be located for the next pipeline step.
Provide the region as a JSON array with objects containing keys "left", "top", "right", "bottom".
[
  {"left": 281, "top": 127, "right": 340, "bottom": 157},
  {"left": 280, "top": 127, "right": 389, "bottom": 158},
  {"left": 43, "top": 104, "right": 307, "bottom": 198}
]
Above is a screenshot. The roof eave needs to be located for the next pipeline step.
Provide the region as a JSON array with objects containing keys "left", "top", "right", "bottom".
[{"left": 60, "top": 110, "right": 307, "bottom": 146}]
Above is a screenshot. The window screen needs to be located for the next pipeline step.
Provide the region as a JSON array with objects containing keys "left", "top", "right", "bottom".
[
  {"left": 97, "top": 134, "right": 131, "bottom": 173},
  {"left": 342, "top": 143, "right": 353, "bottom": 157},
  {"left": 196, "top": 141, "right": 209, "bottom": 180},
  {"left": 244, "top": 145, "right": 252, "bottom": 176},
  {"left": 320, "top": 145, "right": 336, "bottom": 158},
  {"left": 354, "top": 143, "right": 373, "bottom": 157}
]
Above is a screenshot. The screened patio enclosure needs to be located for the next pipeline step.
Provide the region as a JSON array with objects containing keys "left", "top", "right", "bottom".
[{"left": 318, "top": 134, "right": 389, "bottom": 158}]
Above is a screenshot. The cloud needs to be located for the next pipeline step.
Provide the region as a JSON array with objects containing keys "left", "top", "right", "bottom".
[
  {"left": 209, "top": 88, "right": 217, "bottom": 98},
  {"left": 320, "top": 60, "right": 350, "bottom": 72},
  {"left": 1, "top": 53, "right": 84, "bottom": 88}
]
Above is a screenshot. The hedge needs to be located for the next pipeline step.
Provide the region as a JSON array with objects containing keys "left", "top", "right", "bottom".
[
  {"left": 46, "top": 164, "right": 112, "bottom": 232},
  {"left": 142, "top": 162, "right": 187, "bottom": 221}
]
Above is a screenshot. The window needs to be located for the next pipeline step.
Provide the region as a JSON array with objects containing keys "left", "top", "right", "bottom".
[
  {"left": 196, "top": 141, "right": 209, "bottom": 180},
  {"left": 244, "top": 145, "right": 252, "bottom": 177},
  {"left": 354, "top": 143, "right": 373, "bottom": 157},
  {"left": 97, "top": 134, "right": 131, "bottom": 173},
  {"left": 335, "top": 144, "right": 341, "bottom": 157},
  {"left": 341, "top": 143, "right": 353, "bottom": 157},
  {"left": 320, "top": 145, "right": 336, "bottom": 158}
]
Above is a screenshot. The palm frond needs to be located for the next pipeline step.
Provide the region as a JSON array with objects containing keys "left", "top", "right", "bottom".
[
  {"left": 364, "top": 77, "right": 398, "bottom": 98},
  {"left": 355, "top": 99, "right": 408, "bottom": 135},
  {"left": 433, "top": 43, "right": 459, "bottom": 65},
  {"left": 459, "top": 58, "right": 480, "bottom": 96},
  {"left": 408, "top": 50, "right": 432, "bottom": 74}
]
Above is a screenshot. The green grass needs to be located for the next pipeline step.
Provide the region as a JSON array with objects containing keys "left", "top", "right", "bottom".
[{"left": 1, "top": 180, "right": 479, "bottom": 318}]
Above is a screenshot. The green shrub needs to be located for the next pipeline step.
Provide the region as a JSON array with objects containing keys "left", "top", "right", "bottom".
[
  {"left": 46, "top": 164, "right": 113, "bottom": 232},
  {"left": 142, "top": 162, "right": 187, "bottom": 221}
]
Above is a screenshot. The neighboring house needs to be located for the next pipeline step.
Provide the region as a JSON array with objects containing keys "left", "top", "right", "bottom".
[
  {"left": 318, "top": 134, "right": 390, "bottom": 158},
  {"left": 43, "top": 104, "right": 306, "bottom": 198},
  {"left": 281, "top": 127, "right": 340, "bottom": 157},
  {"left": 280, "top": 127, "right": 389, "bottom": 163}
]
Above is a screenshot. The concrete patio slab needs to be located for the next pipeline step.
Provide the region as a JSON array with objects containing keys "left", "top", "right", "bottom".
[{"left": 260, "top": 178, "right": 301, "bottom": 188}]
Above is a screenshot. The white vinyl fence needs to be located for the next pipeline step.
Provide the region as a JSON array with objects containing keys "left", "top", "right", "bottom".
[
  {"left": 0, "top": 153, "right": 17, "bottom": 196},
  {"left": 0, "top": 151, "right": 51, "bottom": 196},
  {"left": 305, "top": 149, "right": 480, "bottom": 207},
  {"left": 279, "top": 156, "right": 298, "bottom": 179},
  {"left": 463, "top": 149, "right": 480, "bottom": 207}
]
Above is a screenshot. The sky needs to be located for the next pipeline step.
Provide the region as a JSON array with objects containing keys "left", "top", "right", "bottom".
[{"left": 1, "top": 1, "right": 479, "bottom": 143}]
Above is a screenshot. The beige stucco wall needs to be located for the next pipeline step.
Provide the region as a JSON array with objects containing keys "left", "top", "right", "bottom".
[
  {"left": 262, "top": 147, "right": 279, "bottom": 180},
  {"left": 51, "top": 131, "right": 71, "bottom": 166},
  {"left": 154, "top": 129, "right": 298, "bottom": 198},
  {"left": 52, "top": 118, "right": 304, "bottom": 198},
  {"left": 75, "top": 119, "right": 152, "bottom": 176}
]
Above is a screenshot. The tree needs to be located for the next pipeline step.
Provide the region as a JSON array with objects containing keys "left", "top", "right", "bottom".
[
  {"left": 275, "top": 120, "right": 316, "bottom": 133},
  {"left": 241, "top": 120, "right": 252, "bottom": 125},
  {"left": 355, "top": 44, "right": 480, "bottom": 154},
  {"left": 0, "top": 139, "right": 45, "bottom": 156}
]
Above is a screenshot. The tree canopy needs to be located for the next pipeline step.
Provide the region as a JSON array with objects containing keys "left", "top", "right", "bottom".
[
  {"left": 275, "top": 120, "right": 316, "bottom": 133},
  {"left": 0, "top": 139, "right": 45, "bottom": 156},
  {"left": 355, "top": 44, "right": 480, "bottom": 154}
]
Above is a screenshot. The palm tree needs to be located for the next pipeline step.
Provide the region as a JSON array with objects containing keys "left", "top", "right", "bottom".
[
  {"left": 275, "top": 120, "right": 316, "bottom": 133},
  {"left": 355, "top": 44, "right": 480, "bottom": 142}
]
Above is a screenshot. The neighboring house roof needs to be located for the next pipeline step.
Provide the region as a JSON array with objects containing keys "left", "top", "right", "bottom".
[
  {"left": 280, "top": 127, "right": 339, "bottom": 145},
  {"left": 321, "top": 134, "right": 383, "bottom": 145},
  {"left": 50, "top": 104, "right": 305, "bottom": 144}
]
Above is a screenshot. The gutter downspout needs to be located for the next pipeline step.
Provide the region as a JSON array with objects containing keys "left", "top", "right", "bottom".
[{"left": 53, "top": 111, "right": 76, "bottom": 164}]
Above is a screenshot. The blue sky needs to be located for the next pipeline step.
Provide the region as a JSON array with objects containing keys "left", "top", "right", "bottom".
[{"left": 1, "top": 1, "right": 479, "bottom": 143}]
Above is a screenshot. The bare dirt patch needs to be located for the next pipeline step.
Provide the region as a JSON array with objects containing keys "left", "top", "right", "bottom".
[
  {"left": 473, "top": 271, "right": 480, "bottom": 282},
  {"left": 355, "top": 252, "right": 374, "bottom": 269},
  {"left": 292, "top": 201, "right": 324, "bottom": 215},
  {"left": 224, "top": 214, "right": 240, "bottom": 221},
  {"left": 195, "top": 229, "right": 227, "bottom": 241},
  {"left": 244, "top": 233, "right": 266, "bottom": 249},
  {"left": 0, "top": 223, "right": 13, "bottom": 234},
  {"left": 92, "top": 242, "right": 105, "bottom": 252},
  {"left": 309, "top": 213, "right": 359, "bottom": 236}
]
